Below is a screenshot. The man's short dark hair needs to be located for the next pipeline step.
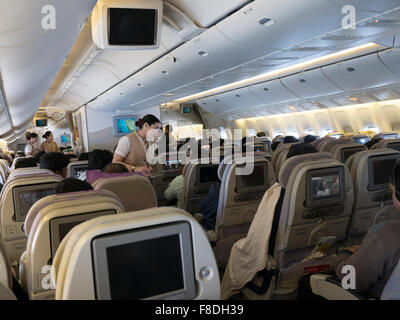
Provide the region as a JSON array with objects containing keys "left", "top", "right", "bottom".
[
  {"left": 40, "top": 152, "right": 70, "bottom": 174},
  {"left": 87, "top": 150, "right": 113, "bottom": 170},
  {"left": 271, "top": 141, "right": 281, "bottom": 152},
  {"left": 365, "top": 138, "right": 381, "bottom": 149},
  {"left": 55, "top": 178, "right": 93, "bottom": 194},
  {"left": 287, "top": 143, "right": 318, "bottom": 159},
  {"left": 34, "top": 151, "right": 46, "bottom": 164},
  {"left": 283, "top": 136, "right": 299, "bottom": 144},
  {"left": 78, "top": 153, "right": 89, "bottom": 161},
  {"left": 304, "top": 135, "right": 318, "bottom": 144},
  {"left": 15, "top": 157, "right": 38, "bottom": 169},
  {"left": 101, "top": 163, "right": 128, "bottom": 173}
]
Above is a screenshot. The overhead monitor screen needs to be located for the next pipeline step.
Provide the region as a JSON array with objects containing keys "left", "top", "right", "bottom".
[
  {"left": 72, "top": 165, "right": 88, "bottom": 180},
  {"left": 199, "top": 165, "right": 219, "bottom": 184},
  {"left": 13, "top": 184, "right": 57, "bottom": 222},
  {"left": 236, "top": 163, "right": 266, "bottom": 193},
  {"left": 35, "top": 119, "right": 47, "bottom": 127},
  {"left": 61, "top": 135, "right": 71, "bottom": 143},
  {"left": 352, "top": 136, "right": 369, "bottom": 145},
  {"left": 372, "top": 158, "right": 396, "bottom": 186},
  {"left": 113, "top": 116, "right": 137, "bottom": 136},
  {"left": 108, "top": 8, "right": 157, "bottom": 45},
  {"left": 311, "top": 174, "right": 341, "bottom": 201}
]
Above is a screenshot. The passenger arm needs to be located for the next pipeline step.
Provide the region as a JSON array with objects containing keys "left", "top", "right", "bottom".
[{"left": 112, "top": 153, "right": 151, "bottom": 176}]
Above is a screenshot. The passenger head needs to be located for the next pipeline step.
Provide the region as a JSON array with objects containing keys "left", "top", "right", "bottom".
[
  {"left": 78, "top": 152, "right": 89, "bottom": 161},
  {"left": 101, "top": 163, "right": 128, "bottom": 173},
  {"left": 365, "top": 138, "right": 381, "bottom": 149},
  {"left": 39, "top": 152, "right": 70, "bottom": 177},
  {"left": 27, "top": 132, "right": 38, "bottom": 144},
  {"left": 34, "top": 151, "right": 46, "bottom": 164},
  {"left": 42, "top": 131, "right": 53, "bottom": 141},
  {"left": 256, "top": 131, "right": 266, "bottom": 137},
  {"left": 389, "top": 161, "right": 400, "bottom": 213},
  {"left": 271, "top": 141, "right": 281, "bottom": 152},
  {"left": 283, "top": 136, "right": 299, "bottom": 144},
  {"left": 135, "top": 114, "right": 162, "bottom": 141},
  {"left": 87, "top": 150, "right": 113, "bottom": 170},
  {"left": 287, "top": 143, "right": 318, "bottom": 159},
  {"left": 303, "top": 135, "right": 318, "bottom": 144},
  {"left": 15, "top": 157, "right": 38, "bottom": 169},
  {"left": 55, "top": 178, "right": 93, "bottom": 194}
]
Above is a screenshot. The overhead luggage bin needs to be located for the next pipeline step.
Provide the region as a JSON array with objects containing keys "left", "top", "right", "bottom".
[{"left": 249, "top": 79, "right": 301, "bottom": 105}]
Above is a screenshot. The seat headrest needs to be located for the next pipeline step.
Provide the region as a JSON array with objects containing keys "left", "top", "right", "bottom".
[
  {"left": 86, "top": 170, "right": 142, "bottom": 185},
  {"left": 279, "top": 152, "right": 334, "bottom": 188},
  {"left": 321, "top": 138, "right": 353, "bottom": 152},
  {"left": 93, "top": 175, "right": 157, "bottom": 212},
  {"left": 24, "top": 189, "right": 122, "bottom": 237}
]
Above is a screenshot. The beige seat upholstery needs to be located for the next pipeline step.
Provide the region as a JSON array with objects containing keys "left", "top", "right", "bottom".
[
  {"left": 0, "top": 172, "right": 63, "bottom": 265},
  {"left": 93, "top": 175, "right": 157, "bottom": 212},
  {"left": 53, "top": 207, "right": 220, "bottom": 300},
  {"left": 270, "top": 152, "right": 353, "bottom": 299},
  {"left": 371, "top": 138, "right": 400, "bottom": 152},
  {"left": 21, "top": 190, "right": 125, "bottom": 300},
  {"left": 330, "top": 143, "right": 367, "bottom": 164},
  {"left": 181, "top": 157, "right": 221, "bottom": 214},
  {"left": 271, "top": 143, "right": 295, "bottom": 173},
  {"left": 346, "top": 149, "right": 400, "bottom": 240}
]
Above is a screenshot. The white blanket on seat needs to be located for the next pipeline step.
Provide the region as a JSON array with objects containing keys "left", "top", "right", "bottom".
[{"left": 221, "top": 183, "right": 282, "bottom": 299}]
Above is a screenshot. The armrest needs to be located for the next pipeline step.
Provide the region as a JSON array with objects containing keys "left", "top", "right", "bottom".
[{"left": 310, "top": 274, "right": 364, "bottom": 300}]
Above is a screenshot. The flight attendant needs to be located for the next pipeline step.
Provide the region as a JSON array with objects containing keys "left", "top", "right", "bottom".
[
  {"left": 39, "top": 131, "right": 59, "bottom": 153},
  {"left": 113, "top": 114, "right": 162, "bottom": 176},
  {"left": 24, "top": 132, "right": 39, "bottom": 157}
]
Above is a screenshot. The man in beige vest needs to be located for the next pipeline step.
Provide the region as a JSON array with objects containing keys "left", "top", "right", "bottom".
[{"left": 113, "top": 114, "right": 162, "bottom": 176}]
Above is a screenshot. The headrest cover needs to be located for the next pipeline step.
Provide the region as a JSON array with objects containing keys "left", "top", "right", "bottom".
[
  {"left": 279, "top": 152, "right": 334, "bottom": 188},
  {"left": 86, "top": 170, "right": 142, "bottom": 185}
]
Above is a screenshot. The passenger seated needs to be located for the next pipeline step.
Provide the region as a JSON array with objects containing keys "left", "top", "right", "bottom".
[
  {"left": 78, "top": 152, "right": 89, "bottom": 161},
  {"left": 80, "top": 149, "right": 113, "bottom": 180},
  {"left": 365, "top": 138, "right": 382, "bottom": 149},
  {"left": 39, "top": 152, "right": 70, "bottom": 178},
  {"left": 55, "top": 178, "right": 93, "bottom": 194},
  {"left": 283, "top": 135, "right": 299, "bottom": 144},
  {"left": 333, "top": 160, "right": 400, "bottom": 299},
  {"left": 304, "top": 135, "right": 318, "bottom": 143},
  {"left": 14, "top": 157, "right": 38, "bottom": 169},
  {"left": 221, "top": 143, "right": 318, "bottom": 299},
  {"left": 33, "top": 151, "right": 45, "bottom": 164},
  {"left": 271, "top": 141, "right": 280, "bottom": 152},
  {"left": 164, "top": 164, "right": 184, "bottom": 207},
  {"left": 101, "top": 163, "right": 128, "bottom": 173},
  {"left": 199, "top": 182, "right": 221, "bottom": 231}
]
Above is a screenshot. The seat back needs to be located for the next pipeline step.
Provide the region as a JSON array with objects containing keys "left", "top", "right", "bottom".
[
  {"left": 372, "top": 138, "right": 400, "bottom": 152},
  {"left": 54, "top": 207, "right": 220, "bottom": 300},
  {"left": 347, "top": 149, "right": 400, "bottom": 238},
  {"left": 381, "top": 258, "right": 400, "bottom": 300},
  {"left": 215, "top": 155, "right": 276, "bottom": 239},
  {"left": 181, "top": 158, "right": 221, "bottom": 214},
  {"left": 0, "top": 237, "right": 12, "bottom": 291},
  {"left": 66, "top": 161, "right": 88, "bottom": 179},
  {"left": 24, "top": 190, "right": 125, "bottom": 300},
  {"left": 320, "top": 139, "right": 353, "bottom": 153},
  {"left": 331, "top": 143, "right": 367, "bottom": 164},
  {"left": 7, "top": 168, "right": 51, "bottom": 182},
  {"left": 93, "top": 175, "right": 157, "bottom": 212},
  {"left": 0, "top": 172, "right": 63, "bottom": 264},
  {"left": 274, "top": 152, "right": 352, "bottom": 284},
  {"left": 271, "top": 143, "right": 295, "bottom": 173}
]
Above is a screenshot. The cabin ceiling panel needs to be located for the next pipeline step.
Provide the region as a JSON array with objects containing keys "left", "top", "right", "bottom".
[
  {"left": 379, "top": 48, "right": 400, "bottom": 79},
  {"left": 164, "top": 0, "right": 249, "bottom": 28},
  {"left": 0, "top": 0, "right": 96, "bottom": 130}
]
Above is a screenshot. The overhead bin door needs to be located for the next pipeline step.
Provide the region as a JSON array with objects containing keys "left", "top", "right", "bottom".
[
  {"left": 322, "top": 53, "right": 400, "bottom": 91},
  {"left": 280, "top": 68, "right": 343, "bottom": 99},
  {"left": 249, "top": 79, "right": 300, "bottom": 105}
]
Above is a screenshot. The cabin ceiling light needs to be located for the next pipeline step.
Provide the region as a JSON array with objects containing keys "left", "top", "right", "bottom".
[
  {"left": 174, "top": 42, "right": 379, "bottom": 103},
  {"left": 259, "top": 17, "right": 274, "bottom": 27}
]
